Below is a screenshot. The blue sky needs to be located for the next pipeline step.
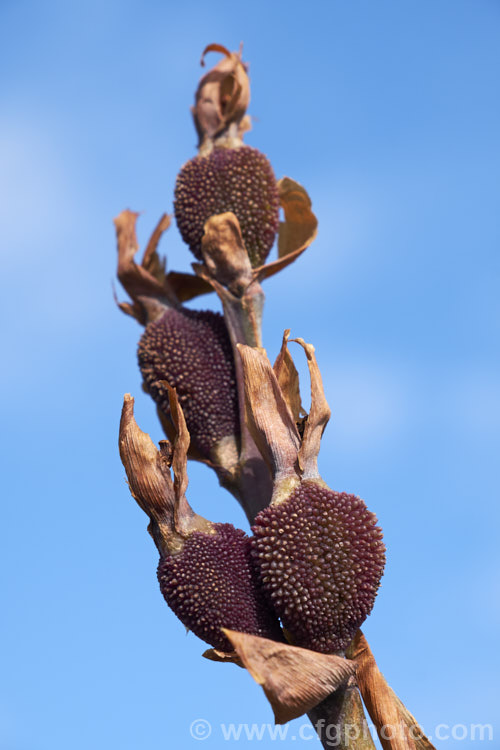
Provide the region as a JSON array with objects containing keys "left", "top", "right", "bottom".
[{"left": 1, "top": 1, "right": 499, "bottom": 748}]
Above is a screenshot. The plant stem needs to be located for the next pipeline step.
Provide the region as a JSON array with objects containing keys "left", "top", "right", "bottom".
[{"left": 308, "top": 679, "right": 376, "bottom": 750}]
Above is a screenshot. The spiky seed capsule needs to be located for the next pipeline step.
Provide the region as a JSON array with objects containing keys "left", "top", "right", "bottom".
[
  {"left": 158, "top": 523, "right": 282, "bottom": 651},
  {"left": 251, "top": 481, "right": 385, "bottom": 653},
  {"left": 138, "top": 307, "right": 238, "bottom": 460},
  {"left": 174, "top": 146, "right": 280, "bottom": 267}
]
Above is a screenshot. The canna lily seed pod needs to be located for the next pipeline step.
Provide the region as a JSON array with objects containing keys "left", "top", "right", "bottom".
[
  {"left": 251, "top": 481, "right": 385, "bottom": 653},
  {"left": 157, "top": 522, "right": 281, "bottom": 652},
  {"left": 174, "top": 145, "right": 280, "bottom": 267},
  {"left": 119, "top": 390, "right": 281, "bottom": 653},
  {"left": 138, "top": 306, "right": 239, "bottom": 464},
  {"left": 238, "top": 334, "right": 386, "bottom": 654}
]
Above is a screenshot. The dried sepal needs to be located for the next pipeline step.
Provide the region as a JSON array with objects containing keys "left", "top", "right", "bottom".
[
  {"left": 202, "top": 648, "right": 243, "bottom": 667},
  {"left": 193, "top": 44, "right": 250, "bottom": 148},
  {"left": 237, "top": 344, "right": 300, "bottom": 499},
  {"left": 142, "top": 213, "right": 171, "bottom": 283},
  {"left": 273, "top": 329, "right": 304, "bottom": 424},
  {"left": 118, "top": 393, "right": 210, "bottom": 556},
  {"left": 238, "top": 336, "right": 329, "bottom": 488},
  {"left": 155, "top": 403, "right": 215, "bottom": 466},
  {"left": 223, "top": 629, "right": 357, "bottom": 724},
  {"left": 114, "top": 210, "right": 177, "bottom": 324},
  {"left": 165, "top": 384, "right": 191, "bottom": 528},
  {"left": 252, "top": 177, "right": 318, "bottom": 283},
  {"left": 291, "top": 338, "right": 331, "bottom": 479},
  {"left": 119, "top": 394, "right": 174, "bottom": 524},
  {"left": 200, "top": 212, "right": 253, "bottom": 296},
  {"left": 348, "top": 632, "right": 436, "bottom": 750},
  {"left": 277, "top": 177, "right": 318, "bottom": 258},
  {"left": 165, "top": 270, "right": 213, "bottom": 303}
]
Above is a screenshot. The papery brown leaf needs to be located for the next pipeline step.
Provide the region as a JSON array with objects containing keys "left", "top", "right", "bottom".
[
  {"left": 252, "top": 243, "right": 308, "bottom": 283},
  {"left": 349, "top": 632, "right": 436, "bottom": 750},
  {"left": 223, "top": 629, "right": 357, "bottom": 725},
  {"left": 165, "top": 384, "right": 192, "bottom": 533},
  {"left": 115, "top": 208, "right": 211, "bottom": 309},
  {"left": 273, "top": 329, "right": 304, "bottom": 423},
  {"left": 277, "top": 177, "right": 318, "bottom": 258},
  {"left": 252, "top": 178, "right": 317, "bottom": 283},
  {"left": 114, "top": 210, "right": 176, "bottom": 322},
  {"left": 166, "top": 270, "right": 213, "bottom": 302},
  {"left": 119, "top": 394, "right": 174, "bottom": 517},
  {"left": 237, "top": 344, "right": 300, "bottom": 497},
  {"left": 291, "top": 338, "right": 331, "bottom": 479},
  {"left": 142, "top": 213, "right": 170, "bottom": 284}
]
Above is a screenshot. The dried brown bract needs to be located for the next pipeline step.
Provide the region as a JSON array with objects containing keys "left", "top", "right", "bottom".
[
  {"left": 193, "top": 43, "right": 250, "bottom": 148},
  {"left": 223, "top": 629, "right": 357, "bottom": 724}
]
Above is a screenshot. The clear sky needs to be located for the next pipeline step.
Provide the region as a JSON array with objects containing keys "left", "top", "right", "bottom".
[{"left": 1, "top": 1, "right": 499, "bottom": 748}]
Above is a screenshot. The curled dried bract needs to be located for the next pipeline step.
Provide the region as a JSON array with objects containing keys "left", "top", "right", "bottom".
[{"left": 193, "top": 43, "right": 250, "bottom": 147}]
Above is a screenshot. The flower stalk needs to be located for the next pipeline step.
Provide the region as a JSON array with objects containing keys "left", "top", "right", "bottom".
[{"left": 113, "top": 43, "right": 436, "bottom": 750}]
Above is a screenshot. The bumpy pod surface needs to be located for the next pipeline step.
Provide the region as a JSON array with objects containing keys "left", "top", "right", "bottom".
[
  {"left": 158, "top": 523, "right": 281, "bottom": 651},
  {"left": 174, "top": 146, "right": 280, "bottom": 267},
  {"left": 138, "top": 307, "right": 238, "bottom": 459},
  {"left": 251, "top": 481, "right": 385, "bottom": 653}
]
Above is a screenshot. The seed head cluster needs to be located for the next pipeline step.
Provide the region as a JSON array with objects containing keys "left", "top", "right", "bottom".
[
  {"left": 158, "top": 524, "right": 282, "bottom": 652},
  {"left": 251, "top": 481, "right": 385, "bottom": 653},
  {"left": 174, "top": 146, "right": 280, "bottom": 266},
  {"left": 138, "top": 307, "right": 238, "bottom": 459}
]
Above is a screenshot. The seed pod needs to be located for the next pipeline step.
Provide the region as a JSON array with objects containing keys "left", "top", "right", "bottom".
[
  {"left": 174, "top": 145, "right": 280, "bottom": 267},
  {"left": 138, "top": 306, "right": 239, "bottom": 463},
  {"left": 251, "top": 480, "right": 385, "bottom": 653},
  {"left": 238, "top": 336, "right": 385, "bottom": 654},
  {"left": 119, "top": 393, "right": 281, "bottom": 653},
  {"left": 158, "top": 523, "right": 282, "bottom": 652}
]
